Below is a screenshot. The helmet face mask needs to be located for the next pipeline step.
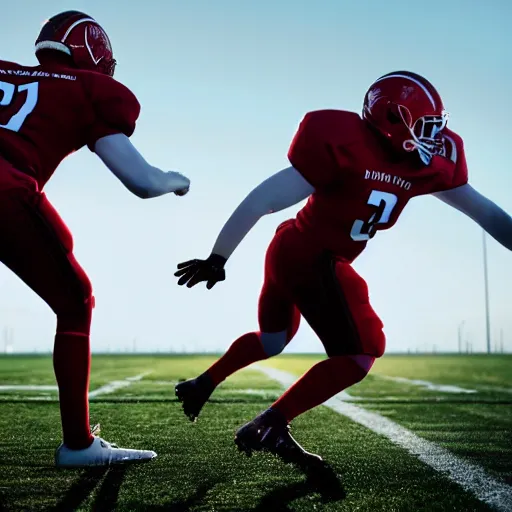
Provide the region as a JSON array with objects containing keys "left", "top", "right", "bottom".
[
  {"left": 35, "top": 11, "right": 116, "bottom": 77},
  {"left": 363, "top": 71, "right": 448, "bottom": 165},
  {"left": 399, "top": 105, "right": 449, "bottom": 165}
]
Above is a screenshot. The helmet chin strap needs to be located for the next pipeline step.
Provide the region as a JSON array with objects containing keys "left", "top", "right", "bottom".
[
  {"left": 403, "top": 139, "right": 439, "bottom": 165},
  {"left": 398, "top": 106, "right": 448, "bottom": 165}
]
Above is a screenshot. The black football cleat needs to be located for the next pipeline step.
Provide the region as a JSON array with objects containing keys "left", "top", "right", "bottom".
[
  {"left": 235, "top": 408, "right": 324, "bottom": 471},
  {"left": 175, "top": 372, "right": 215, "bottom": 422}
]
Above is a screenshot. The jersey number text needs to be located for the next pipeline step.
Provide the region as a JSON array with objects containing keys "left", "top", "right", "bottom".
[
  {"left": 0, "top": 81, "right": 39, "bottom": 132},
  {"left": 350, "top": 190, "right": 398, "bottom": 241}
]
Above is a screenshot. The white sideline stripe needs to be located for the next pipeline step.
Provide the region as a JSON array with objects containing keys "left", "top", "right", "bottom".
[
  {"left": 256, "top": 365, "right": 512, "bottom": 512},
  {"left": 0, "top": 385, "right": 58, "bottom": 391},
  {"left": 377, "top": 375, "right": 477, "bottom": 394},
  {"left": 88, "top": 372, "right": 152, "bottom": 398}
]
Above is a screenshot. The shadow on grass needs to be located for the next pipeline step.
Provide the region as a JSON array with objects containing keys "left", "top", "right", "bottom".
[
  {"left": 122, "top": 478, "right": 222, "bottom": 511},
  {"left": 253, "top": 462, "right": 346, "bottom": 511},
  {"left": 52, "top": 465, "right": 128, "bottom": 512},
  {"left": 93, "top": 465, "right": 128, "bottom": 512}
]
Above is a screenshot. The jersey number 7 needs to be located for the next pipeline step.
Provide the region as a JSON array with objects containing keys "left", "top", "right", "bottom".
[
  {"left": 350, "top": 190, "right": 398, "bottom": 241},
  {"left": 0, "top": 81, "right": 39, "bottom": 132}
]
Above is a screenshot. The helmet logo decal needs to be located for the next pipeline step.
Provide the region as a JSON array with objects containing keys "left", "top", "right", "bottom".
[
  {"left": 400, "top": 86, "right": 415, "bottom": 101},
  {"left": 85, "top": 26, "right": 104, "bottom": 65},
  {"left": 367, "top": 88, "right": 382, "bottom": 109},
  {"left": 60, "top": 17, "right": 96, "bottom": 43},
  {"left": 374, "top": 73, "right": 437, "bottom": 109}
]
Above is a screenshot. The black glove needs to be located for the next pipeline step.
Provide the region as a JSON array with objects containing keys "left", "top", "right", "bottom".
[{"left": 174, "top": 253, "right": 227, "bottom": 289}]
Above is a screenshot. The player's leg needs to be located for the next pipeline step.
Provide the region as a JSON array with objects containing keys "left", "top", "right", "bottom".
[
  {"left": 234, "top": 280, "right": 327, "bottom": 467},
  {"left": 176, "top": 277, "right": 301, "bottom": 422},
  {"left": 176, "top": 221, "right": 302, "bottom": 421},
  {"left": 0, "top": 185, "right": 93, "bottom": 450},
  {"left": 0, "top": 180, "right": 155, "bottom": 466},
  {"left": 235, "top": 253, "right": 384, "bottom": 468},
  {"left": 207, "top": 280, "right": 301, "bottom": 386},
  {"left": 270, "top": 256, "right": 384, "bottom": 422}
]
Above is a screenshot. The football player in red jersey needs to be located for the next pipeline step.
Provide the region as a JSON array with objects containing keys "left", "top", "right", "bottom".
[
  {"left": 174, "top": 71, "right": 512, "bottom": 469},
  {"left": 0, "top": 11, "right": 190, "bottom": 467}
]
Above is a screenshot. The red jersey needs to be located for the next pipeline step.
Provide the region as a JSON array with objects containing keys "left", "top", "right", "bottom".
[
  {"left": 288, "top": 110, "right": 468, "bottom": 262},
  {"left": 0, "top": 59, "right": 140, "bottom": 189}
]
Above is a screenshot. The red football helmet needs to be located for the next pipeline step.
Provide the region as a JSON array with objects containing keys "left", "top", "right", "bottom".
[
  {"left": 363, "top": 71, "right": 448, "bottom": 165},
  {"left": 35, "top": 11, "right": 116, "bottom": 77}
]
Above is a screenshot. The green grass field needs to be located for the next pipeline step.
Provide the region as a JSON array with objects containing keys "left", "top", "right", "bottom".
[{"left": 0, "top": 354, "right": 511, "bottom": 511}]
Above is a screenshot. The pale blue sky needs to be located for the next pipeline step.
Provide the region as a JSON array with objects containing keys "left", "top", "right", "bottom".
[{"left": 0, "top": 0, "right": 511, "bottom": 353}]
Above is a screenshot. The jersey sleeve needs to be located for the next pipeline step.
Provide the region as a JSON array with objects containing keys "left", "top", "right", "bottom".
[
  {"left": 86, "top": 76, "right": 141, "bottom": 151},
  {"left": 438, "top": 131, "right": 469, "bottom": 191},
  {"left": 450, "top": 135, "right": 469, "bottom": 189},
  {"left": 287, "top": 111, "right": 344, "bottom": 188}
]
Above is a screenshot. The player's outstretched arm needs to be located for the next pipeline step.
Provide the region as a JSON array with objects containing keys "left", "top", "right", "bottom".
[
  {"left": 94, "top": 134, "right": 190, "bottom": 199},
  {"left": 174, "top": 166, "right": 315, "bottom": 289},
  {"left": 434, "top": 184, "right": 512, "bottom": 251}
]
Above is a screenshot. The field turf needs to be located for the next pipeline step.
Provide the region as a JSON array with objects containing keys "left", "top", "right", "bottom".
[{"left": 0, "top": 354, "right": 510, "bottom": 511}]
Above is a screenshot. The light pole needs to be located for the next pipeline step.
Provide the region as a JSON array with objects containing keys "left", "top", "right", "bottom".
[
  {"left": 482, "top": 230, "right": 491, "bottom": 354},
  {"left": 458, "top": 321, "right": 465, "bottom": 354}
]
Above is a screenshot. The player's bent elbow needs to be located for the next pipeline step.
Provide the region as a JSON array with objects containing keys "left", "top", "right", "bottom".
[
  {"left": 124, "top": 181, "right": 153, "bottom": 199},
  {"left": 134, "top": 183, "right": 172, "bottom": 199},
  {"left": 135, "top": 189, "right": 151, "bottom": 199},
  {"left": 125, "top": 168, "right": 169, "bottom": 199},
  {"left": 136, "top": 186, "right": 162, "bottom": 199}
]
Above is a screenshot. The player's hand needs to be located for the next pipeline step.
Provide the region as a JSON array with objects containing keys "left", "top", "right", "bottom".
[
  {"left": 174, "top": 253, "right": 227, "bottom": 289},
  {"left": 167, "top": 171, "right": 190, "bottom": 196}
]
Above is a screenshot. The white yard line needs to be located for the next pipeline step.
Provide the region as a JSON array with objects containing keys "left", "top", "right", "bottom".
[
  {"left": 0, "top": 372, "right": 152, "bottom": 401},
  {"left": 376, "top": 375, "right": 477, "bottom": 394},
  {"left": 0, "top": 385, "right": 58, "bottom": 391},
  {"left": 255, "top": 364, "right": 512, "bottom": 512},
  {"left": 0, "top": 372, "right": 152, "bottom": 397},
  {"left": 88, "top": 372, "right": 152, "bottom": 398}
]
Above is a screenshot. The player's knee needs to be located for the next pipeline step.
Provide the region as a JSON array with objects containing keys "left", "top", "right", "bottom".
[
  {"left": 349, "top": 354, "right": 376, "bottom": 374},
  {"left": 359, "top": 320, "right": 386, "bottom": 358},
  {"left": 56, "top": 295, "right": 94, "bottom": 336},
  {"left": 328, "top": 355, "right": 373, "bottom": 384},
  {"left": 260, "top": 330, "right": 288, "bottom": 357},
  {"left": 55, "top": 275, "right": 94, "bottom": 336},
  {"left": 350, "top": 307, "right": 386, "bottom": 358}
]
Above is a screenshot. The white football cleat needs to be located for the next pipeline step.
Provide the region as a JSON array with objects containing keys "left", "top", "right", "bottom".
[{"left": 55, "top": 426, "right": 157, "bottom": 468}]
